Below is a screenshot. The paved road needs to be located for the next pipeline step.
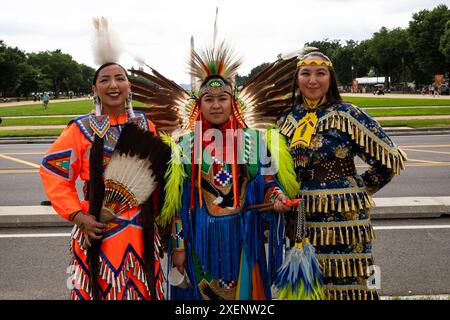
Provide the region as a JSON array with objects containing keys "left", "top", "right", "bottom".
[
  {"left": 1, "top": 135, "right": 449, "bottom": 206},
  {"left": 1, "top": 217, "right": 449, "bottom": 299}
]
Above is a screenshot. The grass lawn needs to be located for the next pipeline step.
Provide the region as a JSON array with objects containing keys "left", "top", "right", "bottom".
[
  {"left": 0, "top": 129, "right": 63, "bottom": 137},
  {"left": 0, "top": 100, "right": 92, "bottom": 117},
  {"left": 379, "top": 119, "right": 450, "bottom": 128},
  {"left": 365, "top": 107, "right": 450, "bottom": 117},
  {"left": 0, "top": 99, "right": 146, "bottom": 117},
  {"left": 1, "top": 117, "right": 74, "bottom": 126},
  {"left": 345, "top": 97, "right": 450, "bottom": 107}
]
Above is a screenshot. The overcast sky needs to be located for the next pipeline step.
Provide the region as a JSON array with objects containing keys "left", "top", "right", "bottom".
[{"left": 0, "top": 0, "right": 445, "bottom": 84}]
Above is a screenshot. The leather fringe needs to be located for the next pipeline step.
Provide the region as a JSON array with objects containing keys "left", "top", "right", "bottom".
[
  {"left": 316, "top": 112, "right": 407, "bottom": 175},
  {"left": 306, "top": 219, "right": 376, "bottom": 246},
  {"left": 299, "top": 191, "right": 375, "bottom": 214},
  {"left": 324, "top": 286, "right": 379, "bottom": 300},
  {"left": 279, "top": 114, "right": 298, "bottom": 137},
  {"left": 316, "top": 254, "right": 374, "bottom": 278},
  {"left": 69, "top": 225, "right": 165, "bottom": 300},
  {"left": 98, "top": 253, "right": 149, "bottom": 300}
]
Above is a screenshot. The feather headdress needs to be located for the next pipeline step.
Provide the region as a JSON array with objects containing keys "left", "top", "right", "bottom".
[
  {"left": 129, "top": 13, "right": 305, "bottom": 133},
  {"left": 189, "top": 40, "right": 242, "bottom": 88},
  {"left": 91, "top": 17, "right": 125, "bottom": 66}
]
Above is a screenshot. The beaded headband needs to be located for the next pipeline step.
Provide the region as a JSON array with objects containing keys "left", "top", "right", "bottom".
[
  {"left": 297, "top": 52, "right": 333, "bottom": 68},
  {"left": 198, "top": 77, "right": 233, "bottom": 98}
]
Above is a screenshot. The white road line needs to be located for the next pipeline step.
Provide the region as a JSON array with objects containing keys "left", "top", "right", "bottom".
[
  {"left": 0, "top": 233, "right": 71, "bottom": 238},
  {"left": 2, "top": 225, "right": 450, "bottom": 238},
  {"left": 0, "top": 154, "right": 40, "bottom": 168},
  {"left": 374, "top": 225, "right": 450, "bottom": 230}
]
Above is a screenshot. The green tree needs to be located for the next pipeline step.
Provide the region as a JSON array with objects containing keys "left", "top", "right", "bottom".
[
  {"left": 366, "top": 27, "right": 411, "bottom": 88},
  {"left": 439, "top": 20, "right": 450, "bottom": 64},
  {"left": 304, "top": 39, "right": 342, "bottom": 59},
  {"left": 236, "top": 62, "right": 270, "bottom": 88},
  {"left": 408, "top": 4, "right": 450, "bottom": 85},
  {"left": 352, "top": 40, "right": 374, "bottom": 78},
  {"left": 0, "top": 41, "right": 27, "bottom": 96},
  {"left": 28, "top": 50, "right": 80, "bottom": 97}
]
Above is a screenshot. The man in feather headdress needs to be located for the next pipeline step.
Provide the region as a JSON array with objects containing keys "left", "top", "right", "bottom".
[{"left": 129, "top": 32, "right": 303, "bottom": 299}]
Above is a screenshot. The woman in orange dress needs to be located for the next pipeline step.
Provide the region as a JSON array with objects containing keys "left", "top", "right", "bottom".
[{"left": 40, "top": 62, "right": 165, "bottom": 300}]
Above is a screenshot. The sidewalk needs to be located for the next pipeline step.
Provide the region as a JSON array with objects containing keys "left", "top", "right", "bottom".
[
  {"left": 341, "top": 93, "right": 450, "bottom": 99},
  {"left": 0, "top": 197, "right": 449, "bottom": 228},
  {"left": 0, "top": 98, "right": 89, "bottom": 108}
]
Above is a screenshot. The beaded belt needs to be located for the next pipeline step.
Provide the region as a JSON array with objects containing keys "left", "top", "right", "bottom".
[{"left": 298, "top": 157, "right": 356, "bottom": 183}]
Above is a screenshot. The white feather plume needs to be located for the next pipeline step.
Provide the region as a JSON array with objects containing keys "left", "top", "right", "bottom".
[
  {"left": 280, "top": 46, "right": 319, "bottom": 60},
  {"left": 91, "top": 17, "right": 125, "bottom": 66}
]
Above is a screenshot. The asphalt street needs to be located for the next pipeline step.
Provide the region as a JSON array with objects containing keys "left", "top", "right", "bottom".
[
  {"left": 0, "top": 133, "right": 449, "bottom": 299},
  {"left": 1, "top": 217, "right": 449, "bottom": 299},
  {"left": 1, "top": 134, "right": 449, "bottom": 205}
]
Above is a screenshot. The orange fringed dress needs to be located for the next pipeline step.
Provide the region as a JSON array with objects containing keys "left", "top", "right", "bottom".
[{"left": 40, "top": 111, "right": 165, "bottom": 300}]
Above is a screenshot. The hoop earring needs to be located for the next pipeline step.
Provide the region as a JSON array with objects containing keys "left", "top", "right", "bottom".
[
  {"left": 93, "top": 94, "right": 101, "bottom": 116},
  {"left": 126, "top": 92, "right": 135, "bottom": 118}
]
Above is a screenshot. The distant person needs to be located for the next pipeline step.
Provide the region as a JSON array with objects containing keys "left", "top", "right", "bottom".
[
  {"left": 42, "top": 93, "right": 49, "bottom": 110},
  {"left": 429, "top": 84, "right": 435, "bottom": 97},
  {"left": 435, "top": 84, "right": 441, "bottom": 97},
  {"left": 421, "top": 86, "right": 427, "bottom": 95}
]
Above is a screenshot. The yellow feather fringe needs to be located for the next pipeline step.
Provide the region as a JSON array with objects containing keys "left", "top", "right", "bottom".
[
  {"left": 277, "top": 279, "right": 325, "bottom": 300},
  {"left": 157, "top": 133, "right": 187, "bottom": 227},
  {"left": 266, "top": 128, "right": 300, "bottom": 199}
]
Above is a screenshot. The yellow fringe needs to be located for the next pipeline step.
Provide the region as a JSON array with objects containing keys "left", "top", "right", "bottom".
[
  {"left": 157, "top": 133, "right": 187, "bottom": 227},
  {"left": 306, "top": 220, "right": 376, "bottom": 246},
  {"left": 324, "top": 286, "right": 378, "bottom": 300},
  {"left": 316, "top": 254, "right": 374, "bottom": 279},
  {"left": 299, "top": 190, "right": 375, "bottom": 214},
  {"left": 317, "top": 111, "right": 408, "bottom": 175}
]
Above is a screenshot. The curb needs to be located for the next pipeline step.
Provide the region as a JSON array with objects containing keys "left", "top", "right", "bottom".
[
  {"left": 383, "top": 127, "right": 450, "bottom": 136},
  {"left": 0, "top": 127, "right": 450, "bottom": 144},
  {"left": 0, "top": 127, "right": 449, "bottom": 144},
  {"left": 1, "top": 197, "right": 449, "bottom": 228},
  {"left": 0, "top": 136, "right": 57, "bottom": 144}
]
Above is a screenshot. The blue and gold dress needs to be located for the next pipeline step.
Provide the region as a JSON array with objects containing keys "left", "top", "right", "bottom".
[{"left": 277, "top": 101, "right": 407, "bottom": 300}]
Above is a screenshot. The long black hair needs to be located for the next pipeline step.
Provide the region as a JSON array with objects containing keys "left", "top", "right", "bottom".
[
  {"left": 290, "top": 54, "right": 342, "bottom": 107},
  {"left": 86, "top": 134, "right": 105, "bottom": 300}
]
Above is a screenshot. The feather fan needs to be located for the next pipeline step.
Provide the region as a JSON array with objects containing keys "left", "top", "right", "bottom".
[{"left": 100, "top": 123, "right": 171, "bottom": 222}]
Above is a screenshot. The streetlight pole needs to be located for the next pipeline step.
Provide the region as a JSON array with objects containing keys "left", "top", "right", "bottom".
[
  {"left": 351, "top": 65, "right": 354, "bottom": 92},
  {"left": 401, "top": 56, "right": 405, "bottom": 94}
]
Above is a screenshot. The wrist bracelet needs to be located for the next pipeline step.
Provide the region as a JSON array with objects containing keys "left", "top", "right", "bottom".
[{"left": 69, "top": 211, "right": 80, "bottom": 222}]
